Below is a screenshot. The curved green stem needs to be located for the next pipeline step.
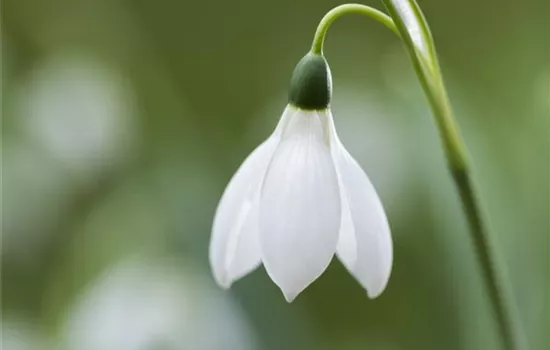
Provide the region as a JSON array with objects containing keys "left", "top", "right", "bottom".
[
  {"left": 311, "top": 4, "right": 399, "bottom": 54},
  {"left": 311, "top": 2, "right": 526, "bottom": 350}
]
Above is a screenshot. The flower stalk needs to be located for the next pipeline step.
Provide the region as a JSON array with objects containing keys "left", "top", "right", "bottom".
[{"left": 310, "top": 2, "right": 526, "bottom": 349}]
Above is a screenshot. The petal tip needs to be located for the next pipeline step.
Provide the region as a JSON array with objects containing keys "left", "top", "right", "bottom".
[
  {"left": 365, "top": 277, "right": 390, "bottom": 299},
  {"left": 283, "top": 290, "right": 299, "bottom": 303},
  {"left": 220, "top": 281, "right": 233, "bottom": 290},
  {"left": 212, "top": 270, "right": 232, "bottom": 290},
  {"left": 366, "top": 288, "right": 382, "bottom": 299}
]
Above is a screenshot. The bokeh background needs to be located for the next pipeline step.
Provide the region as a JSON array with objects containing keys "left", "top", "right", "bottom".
[{"left": 2, "top": 0, "right": 549, "bottom": 349}]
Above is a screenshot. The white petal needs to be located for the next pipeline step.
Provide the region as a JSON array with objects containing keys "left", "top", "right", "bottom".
[
  {"left": 209, "top": 106, "right": 295, "bottom": 288},
  {"left": 329, "top": 111, "right": 393, "bottom": 298},
  {"left": 336, "top": 189, "right": 357, "bottom": 264},
  {"left": 260, "top": 110, "right": 341, "bottom": 302}
]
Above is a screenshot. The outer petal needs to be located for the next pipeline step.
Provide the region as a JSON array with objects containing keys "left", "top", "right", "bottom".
[
  {"left": 209, "top": 106, "right": 295, "bottom": 288},
  {"left": 328, "top": 111, "right": 393, "bottom": 298},
  {"left": 260, "top": 110, "right": 341, "bottom": 302}
]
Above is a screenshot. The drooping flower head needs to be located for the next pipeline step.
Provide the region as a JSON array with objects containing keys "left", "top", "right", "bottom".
[{"left": 210, "top": 52, "right": 393, "bottom": 301}]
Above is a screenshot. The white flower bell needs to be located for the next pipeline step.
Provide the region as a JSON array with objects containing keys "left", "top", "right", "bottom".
[{"left": 209, "top": 53, "right": 393, "bottom": 301}]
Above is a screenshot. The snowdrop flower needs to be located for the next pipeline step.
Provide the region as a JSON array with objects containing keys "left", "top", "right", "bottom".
[{"left": 210, "top": 53, "right": 393, "bottom": 301}]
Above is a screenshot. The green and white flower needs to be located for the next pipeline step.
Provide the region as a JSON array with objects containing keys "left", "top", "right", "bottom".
[{"left": 209, "top": 53, "right": 393, "bottom": 302}]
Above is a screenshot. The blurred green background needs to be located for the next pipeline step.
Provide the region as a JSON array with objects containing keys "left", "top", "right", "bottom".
[{"left": 2, "top": 0, "right": 549, "bottom": 349}]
